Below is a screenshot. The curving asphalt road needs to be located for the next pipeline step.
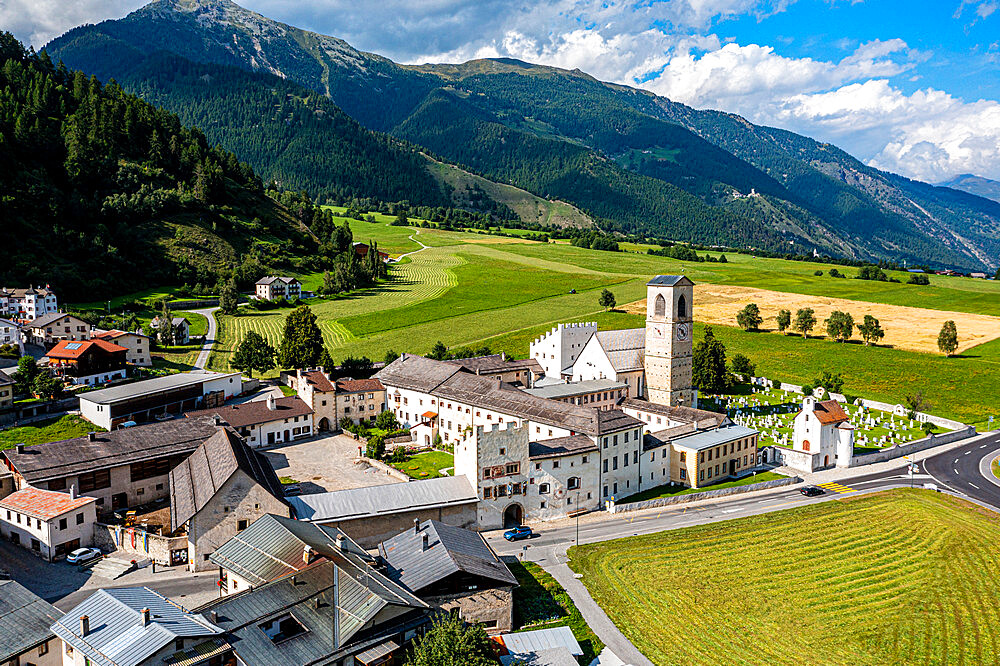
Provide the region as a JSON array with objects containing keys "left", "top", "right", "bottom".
[
  {"left": 189, "top": 306, "right": 218, "bottom": 369},
  {"left": 923, "top": 431, "right": 1000, "bottom": 508}
]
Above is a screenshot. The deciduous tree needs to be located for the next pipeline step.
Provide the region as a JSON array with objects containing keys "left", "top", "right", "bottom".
[
  {"left": 406, "top": 613, "right": 500, "bottom": 666},
  {"left": 857, "top": 315, "right": 885, "bottom": 346},
  {"left": 793, "top": 308, "right": 816, "bottom": 338},
  {"left": 218, "top": 279, "right": 239, "bottom": 315},
  {"left": 230, "top": 330, "right": 276, "bottom": 378},
  {"left": 735, "top": 303, "right": 762, "bottom": 331},
  {"left": 277, "top": 305, "right": 324, "bottom": 368},
  {"left": 375, "top": 410, "right": 399, "bottom": 431},
  {"left": 776, "top": 309, "right": 791, "bottom": 333},
  {"left": 692, "top": 326, "right": 730, "bottom": 394},
  {"left": 730, "top": 353, "right": 756, "bottom": 381},
  {"left": 937, "top": 320, "right": 958, "bottom": 356},
  {"left": 825, "top": 310, "right": 854, "bottom": 342},
  {"left": 598, "top": 289, "right": 616, "bottom": 311}
]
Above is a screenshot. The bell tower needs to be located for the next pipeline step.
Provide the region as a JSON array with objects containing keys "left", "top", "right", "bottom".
[{"left": 644, "top": 275, "right": 695, "bottom": 406}]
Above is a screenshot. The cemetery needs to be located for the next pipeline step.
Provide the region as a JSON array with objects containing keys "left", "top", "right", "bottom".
[{"left": 702, "top": 384, "right": 942, "bottom": 453}]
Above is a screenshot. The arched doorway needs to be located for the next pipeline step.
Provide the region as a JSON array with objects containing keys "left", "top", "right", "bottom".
[
  {"left": 503, "top": 504, "right": 523, "bottom": 528},
  {"left": 318, "top": 417, "right": 330, "bottom": 431}
]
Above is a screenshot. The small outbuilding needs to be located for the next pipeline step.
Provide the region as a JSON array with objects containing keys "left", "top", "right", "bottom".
[{"left": 0, "top": 486, "right": 97, "bottom": 561}]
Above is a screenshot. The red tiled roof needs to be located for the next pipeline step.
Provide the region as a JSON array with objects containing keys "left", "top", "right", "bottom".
[
  {"left": 92, "top": 329, "right": 125, "bottom": 340},
  {"left": 0, "top": 487, "right": 96, "bottom": 520},
  {"left": 46, "top": 339, "right": 127, "bottom": 359},
  {"left": 335, "top": 378, "right": 384, "bottom": 393},
  {"left": 813, "top": 399, "right": 850, "bottom": 424},
  {"left": 301, "top": 370, "right": 336, "bottom": 393},
  {"left": 421, "top": 411, "right": 438, "bottom": 419}
]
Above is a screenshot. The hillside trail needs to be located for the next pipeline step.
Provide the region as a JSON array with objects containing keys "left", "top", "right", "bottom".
[{"left": 397, "top": 226, "right": 430, "bottom": 260}]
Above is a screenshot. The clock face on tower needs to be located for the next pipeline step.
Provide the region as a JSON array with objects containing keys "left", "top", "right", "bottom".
[{"left": 676, "top": 323, "right": 690, "bottom": 341}]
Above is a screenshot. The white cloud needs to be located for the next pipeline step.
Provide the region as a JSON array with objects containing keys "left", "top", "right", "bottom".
[{"left": 2, "top": 0, "right": 145, "bottom": 48}]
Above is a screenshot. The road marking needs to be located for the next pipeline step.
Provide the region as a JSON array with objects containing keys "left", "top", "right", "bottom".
[
  {"left": 721, "top": 508, "right": 741, "bottom": 514},
  {"left": 954, "top": 459, "right": 960, "bottom": 463},
  {"left": 970, "top": 483, "right": 980, "bottom": 489},
  {"left": 965, "top": 451, "right": 971, "bottom": 455},
  {"left": 817, "top": 482, "right": 857, "bottom": 494},
  {"left": 954, "top": 469, "right": 959, "bottom": 475},
  {"left": 981, "top": 445, "right": 988, "bottom": 449}
]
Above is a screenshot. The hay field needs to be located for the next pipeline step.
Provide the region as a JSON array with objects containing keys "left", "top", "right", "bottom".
[
  {"left": 570, "top": 490, "right": 1000, "bottom": 666},
  {"left": 625, "top": 284, "right": 1000, "bottom": 354}
]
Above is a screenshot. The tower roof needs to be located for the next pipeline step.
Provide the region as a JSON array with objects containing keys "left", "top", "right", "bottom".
[{"left": 646, "top": 275, "right": 694, "bottom": 287}]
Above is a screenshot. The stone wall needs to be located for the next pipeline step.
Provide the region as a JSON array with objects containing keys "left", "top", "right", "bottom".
[
  {"left": 608, "top": 476, "right": 801, "bottom": 513},
  {"left": 429, "top": 587, "right": 514, "bottom": 635},
  {"left": 318, "top": 502, "right": 478, "bottom": 549},
  {"left": 92, "top": 523, "right": 188, "bottom": 565},
  {"left": 360, "top": 456, "right": 412, "bottom": 482},
  {"left": 848, "top": 426, "right": 977, "bottom": 466},
  {"left": 766, "top": 446, "right": 823, "bottom": 472}
]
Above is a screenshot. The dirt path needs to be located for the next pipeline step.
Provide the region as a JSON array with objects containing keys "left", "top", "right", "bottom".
[{"left": 625, "top": 284, "right": 1000, "bottom": 354}]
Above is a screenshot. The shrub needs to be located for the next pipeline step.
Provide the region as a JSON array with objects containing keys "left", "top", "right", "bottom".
[
  {"left": 814, "top": 270, "right": 823, "bottom": 276},
  {"left": 800, "top": 384, "right": 814, "bottom": 397}
]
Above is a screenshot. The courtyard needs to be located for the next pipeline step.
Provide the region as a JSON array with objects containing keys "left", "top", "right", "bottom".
[{"left": 261, "top": 432, "right": 404, "bottom": 493}]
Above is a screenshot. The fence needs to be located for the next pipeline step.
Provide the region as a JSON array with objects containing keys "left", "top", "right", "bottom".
[{"left": 607, "top": 476, "right": 802, "bottom": 514}]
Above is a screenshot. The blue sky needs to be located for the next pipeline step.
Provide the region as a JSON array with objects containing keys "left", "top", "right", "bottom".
[{"left": 6, "top": 0, "right": 1000, "bottom": 182}]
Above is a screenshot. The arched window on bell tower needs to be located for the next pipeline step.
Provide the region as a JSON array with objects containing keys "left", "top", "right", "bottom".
[
  {"left": 677, "top": 294, "right": 687, "bottom": 319},
  {"left": 654, "top": 294, "right": 666, "bottom": 318}
]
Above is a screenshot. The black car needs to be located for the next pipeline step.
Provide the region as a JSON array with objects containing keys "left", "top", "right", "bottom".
[{"left": 799, "top": 486, "right": 825, "bottom": 497}]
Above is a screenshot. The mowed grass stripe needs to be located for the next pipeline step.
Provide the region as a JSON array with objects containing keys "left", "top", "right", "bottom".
[{"left": 570, "top": 490, "right": 1000, "bottom": 666}]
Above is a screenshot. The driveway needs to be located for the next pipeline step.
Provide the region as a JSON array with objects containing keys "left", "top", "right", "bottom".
[
  {"left": 189, "top": 307, "right": 218, "bottom": 369},
  {"left": 262, "top": 433, "right": 404, "bottom": 493}
]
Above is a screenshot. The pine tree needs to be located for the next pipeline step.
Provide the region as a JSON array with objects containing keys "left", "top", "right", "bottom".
[
  {"left": 692, "top": 326, "right": 730, "bottom": 394},
  {"left": 218, "top": 279, "right": 239, "bottom": 315}
]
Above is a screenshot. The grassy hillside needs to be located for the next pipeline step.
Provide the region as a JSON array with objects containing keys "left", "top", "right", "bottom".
[{"left": 570, "top": 490, "right": 1000, "bottom": 665}]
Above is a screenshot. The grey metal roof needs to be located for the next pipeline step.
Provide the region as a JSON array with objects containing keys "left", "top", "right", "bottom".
[
  {"left": 646, "top": 275, "right": 693, "bottom": 287},
  {"left": 669, "top": 423, "right": 758, "bottom": 451},
  {"left": 0, "top": 369, "right": 12, "bottom": 386},
  {"left": 51, "top": 587, "right": 223, "bottom": 666},
  {"left": 0, "top": 579, "right": 60, "bottom": 661},
  {"left": 593, "top": 328, "right": 645, "bottom": 372},
  {"left": 376, "top": 354, "right": 464, "bottom": 393},
  {"left": 198, "top": 560, "right": 428, "bottom": 663},
  {"left": 169, "top": 429, "right": 286, "bottom": 529},
  {"left": 500, "top": 626, "right": 582, "bottom": 657},
  {"left": 522, "top": 378, "right": 627, "bottom": 400},
  {"left": 379, "top": 520, "right": 517, "bottom": 593},
  {"left": 26, "top": 312, "right": 85, "bottom": 330},
  {"left": 78, "top": 371, "right": 240, "bottom": 406},
  {"left": 528, "top": 434, "right": 597, "bottom": 459},
  {"left": 3, "top": 417, "right": 220, "bottom": 484},
  {"left": 500, "top": 647, "right": 579, "bottom": 666},
  {"left": 209, "top": 514, "right": 370, "bottom": 586},
  {"left": 288, "top": 476, "right": 478, "bottom": 523},
  {"left": 623, "top": 398, "right": 728, "bottom": 429},
  {"left": 445, "top": 354, "right": 544, "bottom": 375}
]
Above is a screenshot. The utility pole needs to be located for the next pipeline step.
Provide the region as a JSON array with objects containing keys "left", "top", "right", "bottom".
[{"left": 575, "top": 491, "right": 580, "bottom": 545}]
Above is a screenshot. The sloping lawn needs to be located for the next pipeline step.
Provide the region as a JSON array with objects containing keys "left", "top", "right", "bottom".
[{"left": 0, "top": 415, "right": 101, "bottom": 449}]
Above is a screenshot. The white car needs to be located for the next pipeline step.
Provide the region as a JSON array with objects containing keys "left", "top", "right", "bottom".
[{"left": 66, "top": 547, "right": 102, "bottom": 564}]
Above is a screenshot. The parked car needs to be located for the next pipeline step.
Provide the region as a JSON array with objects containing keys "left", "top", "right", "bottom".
[
  {"left": 503, "top": 526, "right": 533, "bottom": 541},
  {"left": 66, "top": 548, "right": 102, "bottom": 564},
  {"left": 799, "top": 486, "right": 825, "bottom": 497}
]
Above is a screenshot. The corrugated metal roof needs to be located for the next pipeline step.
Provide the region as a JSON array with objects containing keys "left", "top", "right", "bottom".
[
  {"left": 0, "top": 579, "right": 60, "bottom": 661},
  {"left": 669, "top": 423, "right": 758, "bottom": 451},
  {"left": 78, "top": 371, "right": 240, "bottom": 406},
  {"left": 499, "top": 646, "right": 579, "bottom": 666},
  {"left": 378, "top": 520, "right": 517, "bottom": 593},
  {"left": 528, "top": 435, "right": 597, "bottom": 460},
  {"left": 287, "top": 476, "right": 478, "bottom": 523},
  {"left": 501, "top": 626, "right": 582, "bottom": 657},
  {"left": 51, "top": 587, "right": 223, "bottom": 666}
]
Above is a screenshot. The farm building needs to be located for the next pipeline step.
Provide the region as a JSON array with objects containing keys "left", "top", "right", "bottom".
[
  {"left": 78, "top": 370, "right": 242, "bottom": 430},
  {"left": 185, "top": 394, "right": 314, "bottom": 447},
  {"left": 254, "top": 276, "right": 301, "bottom": 301}
]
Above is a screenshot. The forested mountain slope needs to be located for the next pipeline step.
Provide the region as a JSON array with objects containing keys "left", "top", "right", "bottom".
[
  {"left": 0, "top": 33, "right": 314, "bottom": 300},
  {"left": 45, "top": 0, "right": 1000, "bottom": 270}
]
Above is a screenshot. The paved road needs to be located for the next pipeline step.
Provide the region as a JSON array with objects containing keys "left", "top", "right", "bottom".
[
  {"left": 924, "top": 431, "right": 1000, "bottom": 507},
  {"left": 189, "top": 307, "right": 218, "bottom": 369}
]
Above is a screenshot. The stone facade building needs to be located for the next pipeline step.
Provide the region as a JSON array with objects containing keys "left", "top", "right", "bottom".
[
  {"left": 288, "top": 368, "right": 386, "bottom": 432},
  {"left": 790, "top": 397, "right": 855, "bottom": 471},
  {"left": 0, "top": 486, "right": 97, "bottom": 561}
]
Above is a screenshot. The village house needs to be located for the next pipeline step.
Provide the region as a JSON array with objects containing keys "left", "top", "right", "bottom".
[
  {"left": 169, "top": 428, "right": 289, "bottom": 572},
  {"left": 202, "top": 513, "right": 431, "bottom": 665},
  {"left": 445, "top": 353, "right": 544, "bottom": 388},
  {"left": 150, "top": 315, "right": 191, "bottom": 345},
  {"left": 379, "top": 519, "right": 518, "bottom": 633},
  {"left": 44, "top": 339, "right": 128, "bottom": 386},
  {"left": 288, "top": 367, "right": 386, "bottom": 432},
  {"left": 523, "top": 378, "right": 628, "bottom": 410},
  {"left": 2, "top": 417, "right": 220, "bottom": 512},
  {"left": 186, "top": 394, "right": 314, "bottom": 447},
  {"left": 52, "top": 587, "right": 229, "bottom": 666},
  {"left": 92, "top": 329, "right": 152, "bottom": 367},
  {"left": 0, "top": 578, "right": 62, "bottom": 666},
  {"left": 23, "top": 312, "right": 91, "bottom": 348},
  {"left": 0, "top": 486, "right": 98, "bottom": 561},
  {"left": 0, "top": 316, "right": 23, "bottom": 356},
  {"left": 0, "top": 369, "right": 13, "bottom": 411},
  {"left": 0, "top": 286, "right": 58, "bottom": 321},
  {"left": 254, "top": 276, "right": 301, "bottom": 301},
  {"left": 352, "top": 241, "right": 390, "bottom": 262},
  {"left": 77, "top": 370, "right": 242, "bottom": 430}
]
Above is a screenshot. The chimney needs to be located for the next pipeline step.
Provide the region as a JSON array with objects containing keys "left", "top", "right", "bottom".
[
  {"left": 209, "top": 611, "right": 218, "bottom": 624},
  {"left": 413, "top": 518, "right": 420, "bottom": 534},
  {"left": 266, "top": 395, "right": 276, "bottom": 411},
  {"left": 80, "top": 615, "right": 90, "bottom": 636},
  {"left": 69, "top": 484, "right": 77, "bottom": 500},
  {"left": 87, "top": 432, "right": 96, "bottom": 442},
  {"left": 335, "top": 534, "right": 345, "bottom": 551},
  {"left": 140, "top": 608, "right": 150, "bottom": 627},
  {"left": 303, "top": 545, "right": 314, "bottom": 565},
  {"left": 15, "top": 443, "right": 24, "bottom": 454},
  {"left": 213, "top": 414, "right": 222, "bottom": 426},
  {"left": 422, "top": 533, "right": 429, "bottom": 551}
]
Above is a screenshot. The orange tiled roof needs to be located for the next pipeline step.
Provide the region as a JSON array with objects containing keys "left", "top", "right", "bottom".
[
  {"left": 813, "top": 399, "right": 850, "bottom": 424},
  {"left": 336, "top": 378, "right": 384, "bottom": 393},
  {"left": 46, "top": 339, "right": 127, "bottom": 359},
  {"left": 0, "top": 486, "right": 96, "bottom": 520}
]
